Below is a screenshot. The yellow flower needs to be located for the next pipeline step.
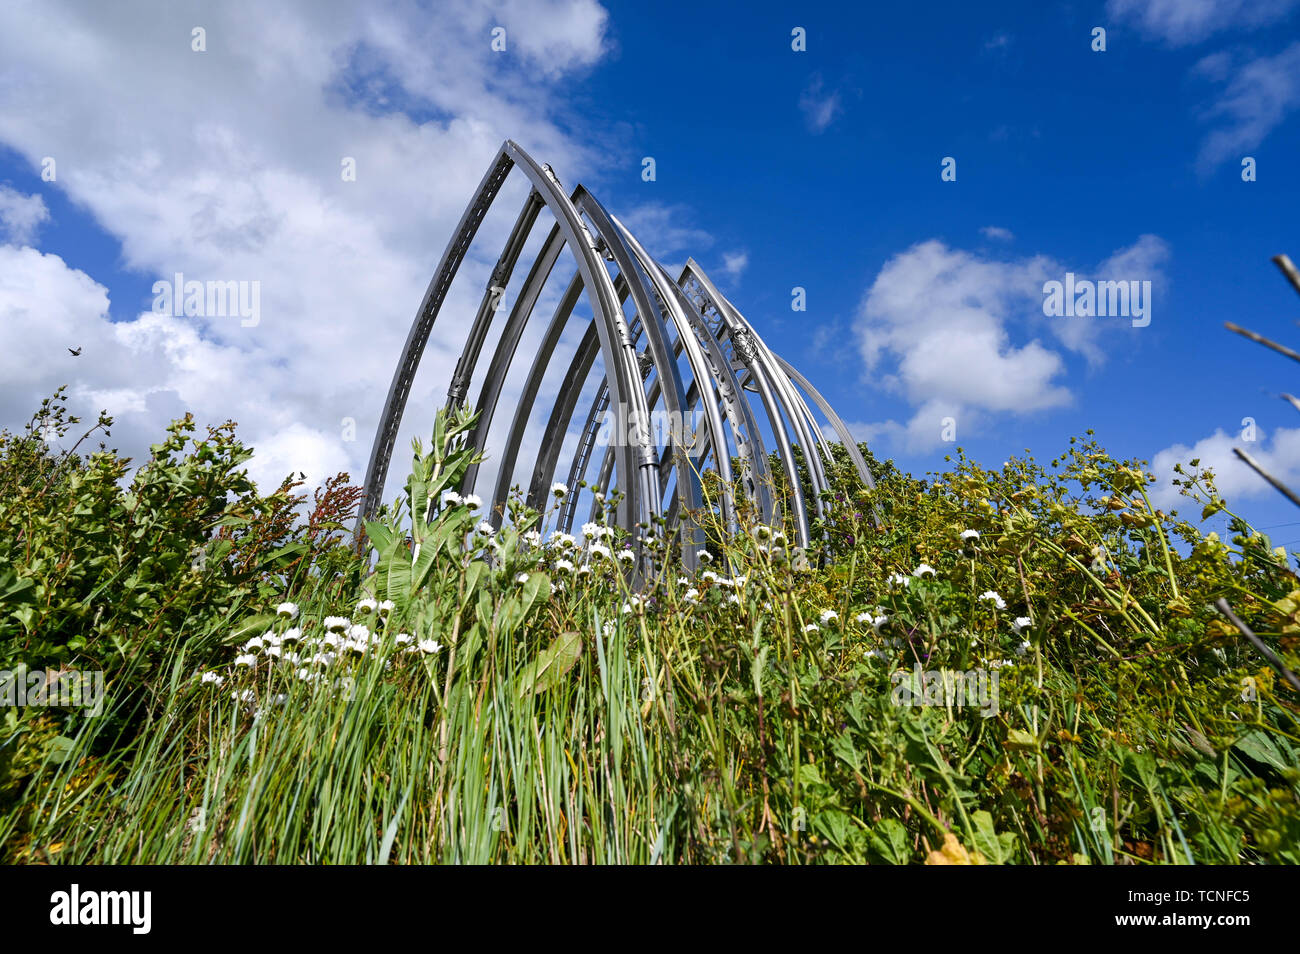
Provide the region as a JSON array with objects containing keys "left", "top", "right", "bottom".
[{"left": 924, "top": 832, "right": 985, "bottom": 865}]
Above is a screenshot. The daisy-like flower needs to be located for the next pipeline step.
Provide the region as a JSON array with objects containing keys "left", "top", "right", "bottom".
[
  {"left": 440, "top": 490, "right": 463, "bottom": 508},
  {"left": 275, "top": 601, "right": 299, "bottom": 619},
  {"left": 232, "top": 689, "right": 257, "bottom": 704},
  {"left": 697, "top": 549, "right": 713, "bottom": 563},
  {"left": 551, "top": 482, "right": 568, "bottom": 498},
  {"left": 348, "top": 624, "right": 372, "bottom": 643},
  {"left": 323, "top": 616, "right": 350, "bottom": 633},
  {"left": 377, "top": 600, "right": 395, "bottom": 618},
  {"left": 726, "top": 593, "right": 741, "bottom": 605},
  {"left": 888, "top": 573, "right": 911, "bottom": 588},
  {"left": 855, "top": 611, "right": 873, "bottom": 624},
  {"left": 754, "top": 524, "right": 772, "bottom": 540},
  {"left": 701, "top": 569, "right": 718, "bottom": 583},
  {"left": 979, "top": 590, "right": 1007, "bottom": 610},
  {"left": 576, "top": 565, "right": 592, "bottom": 577},
  {"left": 395, "top": 633, "right": 413, "bottom": 646},
  {"left": 913, "top": 563, "right": 936, "bottom": 578},
  {"left": 523, "top": 529, "right": 542, "bottom": 547},
  {"left": 959, "top": 529, "right": 980, "bottom": 541},
  {"left": 242, "top": 635, "right": 265, "bottom": 652},
  {"left": 772, "top": 530, "right": 788, "bottom": 548},
  {"left": 554, "top": 559, "right": 575, "bottom": 574},
  {"left": 551, "top": 531, "right": 577, "bottom": 549},
  {"left": 683, "top": 587, "right": 700, "bottom": 605},
  {"left": 616, "top": 548, "right": 635, "bottom": 564},
  {"left": 355, "top": 598, "right": 378, "bottom": 615},
  {"left": 819, "top": 609, "right": 839, "bottom": 626},
  {"left": 589, "top": 542, "right": 611, "bottom": 561},
  {"left": 1016, "top": 640, "right": 1032, "bottom": 657},
  {"left": 264, "top": 645, "right": 282, "bottom": 659},
  {"left": 281, "top": 627, "right": 302, "bottom": 644},
  {"left": 464, "top": 493, "right": 483, "bottom": 510},
  {"left": 418, "top": 640, "right": 443, "bottom": 655},
  {"left": 200, "top": 671, "right": 225, "bottom": 685},
  {"left": 804, "top": 623, "right": 820, "bottom": 633},
  {"left": 515, "top": 572, "right": 531, "bottom": 584},
  {"left": 580, "top": 521, "right": 602, "bottom": 540},
  {"left": 234, "top": 654, "right": 257, "bottom": 667},
  {"left": 1011, "top": 616, "right": 1032, "bottom": 635},
  {"left": 475, "top": 521, "right": 495, "bottom": 536}
]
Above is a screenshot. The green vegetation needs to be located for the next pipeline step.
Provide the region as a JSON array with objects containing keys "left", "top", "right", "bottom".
[{"left": 1, "top": 390, "right": 1297, "bottom": 864}]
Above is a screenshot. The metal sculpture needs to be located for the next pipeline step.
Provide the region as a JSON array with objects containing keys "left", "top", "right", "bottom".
[{"left": 357, "top": 140, "right": 877, "bottom": 567}]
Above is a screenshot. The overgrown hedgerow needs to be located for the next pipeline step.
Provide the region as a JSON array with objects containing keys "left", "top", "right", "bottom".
[{"left": 0, "top": 391, "right": 1296, "bottom": 864}]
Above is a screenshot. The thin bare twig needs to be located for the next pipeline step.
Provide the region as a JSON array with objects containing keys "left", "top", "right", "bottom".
[
  {"left": 1224, "top": 322, "right": 1300, "bottom": 367},
  {"left": 1233, "top": 447, "right": 1300, "bottom": 509},
  {"left": 1281, "top": 393, "right": 1300, "bottom": 416},
  {"left": 1274, "top": 254, "right": 1300, "bottom": 299},
  {"left": 1214, "top": 598, "right": 1300, "bottom": 694}
]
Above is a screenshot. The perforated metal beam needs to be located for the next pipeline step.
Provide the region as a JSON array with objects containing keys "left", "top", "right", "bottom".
[{"left": 356, "top": 140, "right": 879, "bottom": 558}]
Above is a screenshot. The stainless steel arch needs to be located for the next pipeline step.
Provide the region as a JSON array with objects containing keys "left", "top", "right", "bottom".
[{"left": 356, "top": 141, "right": 879, "bottom": 556}]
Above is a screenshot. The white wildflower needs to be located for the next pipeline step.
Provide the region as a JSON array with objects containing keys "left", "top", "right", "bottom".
[
  {"left": 419, "top": 640, "right": 442, "bottom": 655},
  {"left": 275, "top": 601, "right": 299, "bottom": 619},
  {"left": 199, "top": 671, "right": 224, "bottom": 685},
  {"left": 913, "top": 563, "right": 936, "bottom": 578},
  {"left": 551, "top": 482, "right": 568, "bottom": 498},
  {"left": 1011, "top": 616, "right": 1032, "bottom": 635},
  {"left": 819, "top": 609, "right": 839, "bottom": 625},
  {"left": 234, "top": 654, "right": 257, "bottom": 668},
  {"left": 979, "top": 590, "right": 1007, "bottom": 610}
]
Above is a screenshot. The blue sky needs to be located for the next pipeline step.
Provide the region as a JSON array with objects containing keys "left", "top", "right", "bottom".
[{"left": 1, "top": 0, "right": 1299, "bottom": 543}]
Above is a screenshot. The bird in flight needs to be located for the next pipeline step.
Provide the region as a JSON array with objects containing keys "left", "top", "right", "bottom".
[{"left": 68, "top": 347, "right": 81, "bottom": 356}]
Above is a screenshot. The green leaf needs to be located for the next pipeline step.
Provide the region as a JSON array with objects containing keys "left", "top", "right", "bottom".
[{"left": 516, "top": 630, "right": 582, "bottom": 698}]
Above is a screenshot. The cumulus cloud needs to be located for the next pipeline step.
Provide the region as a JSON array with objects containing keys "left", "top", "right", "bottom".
[
  {"left": 853, "top": 236, "right": 1169, "bottom": 452},
  {"left": 1106, "top": 0, "right": 1299, "bottom": 46},
  {"left": 0, "top": 185, "right": 48, "bottom": 245},
  {"left": 0, "top": 0, "right": 613, "bottom": 499},
  {"left": 1149, "top": 425, "right": 1300, "bottom": 511}
]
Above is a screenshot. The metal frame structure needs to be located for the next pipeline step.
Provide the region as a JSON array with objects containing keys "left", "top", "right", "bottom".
[{"left": 356, "top": 141, "right": 878, "bottom": 565}]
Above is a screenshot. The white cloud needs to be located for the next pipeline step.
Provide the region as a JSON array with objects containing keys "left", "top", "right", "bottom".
[
  {"left": 980, "top": 226, "right": 1014, "bottom": 242},
  {"left": 1150, "top": 425, "right": 1300, "bottom": 511},
  {"left": 1106, "top": 0, "right": 1299, "bottom": 46},
  {"left": 0, "top": 185, "right": 48, "bottom": 245},
  {"left": 853, "top": 236, "right": 1168, "bottom": 452},
  {"left": 799, "top": 75, "right": 842, "bottom": 133},
  {"left": 721, "top": 250, "right": 748, "bottom": 282},
  {"left": 1197, "top": 42, "right": 1300, "bottom": 171},
  {"left": 0, "top": 0, "right": 613, "bottom": 501}
]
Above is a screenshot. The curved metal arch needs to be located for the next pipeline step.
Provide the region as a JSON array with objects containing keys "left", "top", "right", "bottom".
[{"left": 357, "top": 140, "right": 880, "bottom": 559}]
